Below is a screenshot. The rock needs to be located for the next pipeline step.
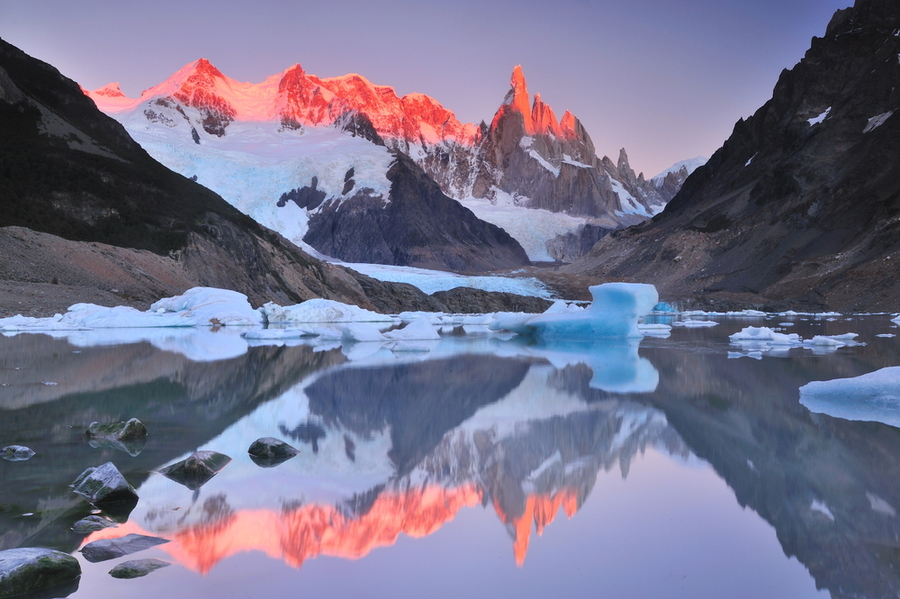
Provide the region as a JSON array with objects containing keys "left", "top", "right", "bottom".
[
  {"left": 304, "top": 151, "right": 530, "bottom": 272},
  {"left": 0, "top": 445, "right": 35, "bottom": 462},
  {"left": 248, "top": 437, "right": 300, "bottom": 468},
  {"left": 85, "top": 418, "right": 148, "bottom": 456},
  {"left": 71, "top": 462, "right": 138, "bottom": 511},
  {"left": 85, "top": 418, "right": 147, "bottom": 457},
  {"left": 71, "top": 515, "right": 116, "bottom": 534},
  {"left": 81, "top": 534, "right": 169, "bottom": 563},
  {"left": 86, "top": 418, "right": 147, "bottom": 441},
  {"left": 108, "top": 558, "right": 170, "bottom": 579},
  {"left": 158, "top": 451, "right": 231, "bottom": 490},
  {"left": 0, "top": 547, "right": 81, "bottom": 598}
]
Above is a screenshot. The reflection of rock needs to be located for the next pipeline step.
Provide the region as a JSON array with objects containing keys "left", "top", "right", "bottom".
[
  {"left": 158, "top": 451, "right": 231, "bottom": 491},
  {"left": 0, "top": 445, "right": 34, "bottom": 462},
  {"left": 108, "top": 558, "right": 170, "bottom": 579},
  {"left": 0, "top": 547, "right": 80, "bottom": 599},
  {"left": 71, "top": 515, "right": 116, "bottom": 534},
  {"left": 71, "top": 462, "right": 138, "bottom": 513},
  {"left": 81, "top": 533, "right": 169, "bottom": 563},
  {"left": 639, "top": 340, "right": 900, "bottom": 599},
  {"left": 248, "top": 437, "right": 300, "bottom": 468},
  {"left": 305, "top": 354, "right": 531, "bottom": 475}
]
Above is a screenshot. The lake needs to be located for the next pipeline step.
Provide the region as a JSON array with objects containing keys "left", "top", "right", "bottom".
[{"left": 2, "top": 312, "right": 899, "bottom": 598}]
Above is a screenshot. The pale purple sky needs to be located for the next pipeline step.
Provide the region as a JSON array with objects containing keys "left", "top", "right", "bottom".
[{"left": 1, "top": 0, "right": 849, "bottom": 176}]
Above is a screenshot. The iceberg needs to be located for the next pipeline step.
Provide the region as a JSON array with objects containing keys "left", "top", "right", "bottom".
[
  {"left": 490, "top": 283, "right": 658, "bottom": 339},
  {"left": 799, "top": 366, "right": 900, "bottom": 427}
]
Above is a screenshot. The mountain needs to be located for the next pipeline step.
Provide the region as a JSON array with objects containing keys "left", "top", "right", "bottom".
[
  {"left": 0, "top": 37, "right": 471, "bottom": 315},
  {"left": 87, "top": 59, "right": 529, "bottom": 271},
  {"left": 567, "top": 0, "right": 900, "bottom": 311},
  {"left": 87, "top": 62, "right": 698, "bottom": 264}
]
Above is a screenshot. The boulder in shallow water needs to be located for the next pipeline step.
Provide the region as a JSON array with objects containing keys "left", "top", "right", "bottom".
[
  {"left": 248, "top": 437, "right": 300, "bottom": 468},
  {"left": 0, "top": 547, "right": 81, "bottom": 598},
  {"left": 108, "top": 558, "right": 170, "bottom": 579},
  {"left": 158, "top": 451, "right": 231, "bottom": 490},
  {"left": 70, "top": 462, "right": 138, "bottom": 513},
  {"left": 1, "top": 446, "right": 35, "bottom": 462}
]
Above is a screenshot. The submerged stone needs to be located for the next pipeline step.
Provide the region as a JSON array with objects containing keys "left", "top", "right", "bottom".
[
  {"left": 108, "top": 558, "right": 170, "bottom": 579},
  {"left": 248, "top": 437, "right": 300, "bottom": 467},
  {"left": 71, "top": 515, "right": 116, "bottom": 534},
  {"left": 70, "top": 462, "right": 138, "bottom": 515},
  {"left": 0, "top": 547, "right": 81, "bottom": 598},
  {"left": 1, "top": 446, "right": 35, "bottom": 462},
  {"left": 158, "top": 451, "right": 231, "bottom": 490},
  {"left": 81, "top": 534, "right": 169, "bottom": 563},
  {"left": 86, "top": 419, "right": 148, "bottom": 456}
]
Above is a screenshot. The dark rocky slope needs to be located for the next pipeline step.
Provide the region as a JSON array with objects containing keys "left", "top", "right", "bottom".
[
  {"left": 303, "top": 152, "right": 531, "bottom": 272},
  {"left": 567, "top": 0, "right": 900, "bottom": 311}
]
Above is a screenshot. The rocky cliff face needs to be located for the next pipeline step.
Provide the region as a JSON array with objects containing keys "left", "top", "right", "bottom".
[
  {"left": 568, "top": 0, "right": 900, "bottom": 311},
  {"left": 302, "top": 152, "right": 530, "bottom": 272},
  {"left": 462, "top": 67, "right": 680, "bottom": 225}
]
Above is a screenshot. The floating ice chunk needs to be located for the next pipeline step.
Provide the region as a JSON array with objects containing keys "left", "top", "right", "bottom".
[
  {"left": 801, "top": 333, "right": 858, "bottom": 351},
  {"left": 729, "top": 326, "right": 801, "bottom": 345},
  {"left": 242, "top": 328, "right": 317, "bottom": 340},
  {"left": 638, "top": 323, "right": 672, "bottom": 338},
  {"left": 260, "top": 298, "right": 393, "bottom": 324},
  {"left": 728, "top": 351, "right": 763, "bottom": 360},
  {"left": 383, "top": 318, "right": 441, "bottom": 341},
  {"left": 799, "top": 366, "right": 900, "bottom": 426},
  {"left": 149, "top": 287, "right": 263, "bottom": 326},
  {"left": 341, "top": 323, "right": 387, "bottom": 342},
  {"left": 877, "top": 333, "right": 895, "bottom": 338},
  {"left": 0, "top": 287, "right": 262, "bottom": 331},
  {"left": 672, "top": 320, "right": 718, "bottom": 328},
  {"left": 491, "top": 283, "right": 658, "bottom": 339}
]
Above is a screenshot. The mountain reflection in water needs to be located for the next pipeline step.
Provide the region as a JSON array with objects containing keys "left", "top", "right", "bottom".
[{"left": 2, "top": 316, "right": 900, "bottom": 598}]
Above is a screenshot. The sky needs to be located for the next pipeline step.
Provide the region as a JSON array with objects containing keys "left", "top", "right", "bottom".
[{"left": 0, "top": 0, "right": 851, "bottom": 177}]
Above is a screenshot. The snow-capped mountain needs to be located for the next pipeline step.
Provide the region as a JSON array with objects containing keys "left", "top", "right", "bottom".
[{"left": 87, "top": 61, "right": 699, "bottom": 264}]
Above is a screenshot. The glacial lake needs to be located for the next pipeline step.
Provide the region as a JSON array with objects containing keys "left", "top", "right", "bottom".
[{"left": 2, "top": 313, "right": 900, "bottom": 598}]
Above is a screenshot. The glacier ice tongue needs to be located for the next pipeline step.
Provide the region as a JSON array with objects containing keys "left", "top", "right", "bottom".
[{"left": 799, "top": 366, "right": 900, "bottom": 427}]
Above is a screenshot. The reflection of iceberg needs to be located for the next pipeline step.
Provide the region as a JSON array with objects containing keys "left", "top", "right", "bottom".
[
  {"left": 799, "top": 366, "right": 900, "bottom": 426},
  {"left": 526, "top": 339, "right": 659, "bottom": 393}
]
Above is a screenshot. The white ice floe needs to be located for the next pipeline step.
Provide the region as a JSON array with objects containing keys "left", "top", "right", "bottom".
[
  {"left": 672, "top": 320, "right": 718, "bottom": 328},
  {"left": 0, "top": 287, "right": 263, "bottom": 331},
  {"left": 729, "top": 327, "right": 801, "bottom": 346},
  {"left": 729, "top": 326, "right": 861, "bottom": 355},
  {"left": 383, "top": 318, "right": 441, "bottom": 341},
  {"left": 799, "top": 366, "right": 900, "bottom": 426},
  {"left": 490, "top": 283, "right": 658, "bottom": 339},
  {"left": 259, "top": 298, "right": 394, "bottom": 324}
]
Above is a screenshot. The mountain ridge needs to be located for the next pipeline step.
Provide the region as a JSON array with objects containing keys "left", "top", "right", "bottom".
[{"left": 566, "top": 0, "right": 900, "bottom": 311}]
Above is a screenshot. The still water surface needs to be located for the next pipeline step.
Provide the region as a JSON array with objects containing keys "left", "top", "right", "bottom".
[{"left": 2, "top": 313, "right": 899, "bottom": 598}]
